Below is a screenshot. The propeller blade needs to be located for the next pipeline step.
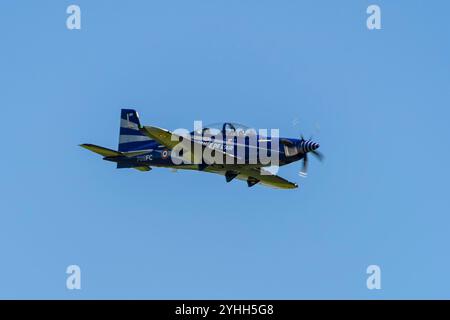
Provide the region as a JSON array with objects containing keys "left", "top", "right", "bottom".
[
  {"left": 311, "top": 150, "right": 324, "bottom": 161},
  {"left": 299, "top": 154, "right": 308, "bottom": 176}
]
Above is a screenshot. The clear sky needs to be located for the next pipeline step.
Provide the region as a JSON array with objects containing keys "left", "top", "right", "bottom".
[{"left": 0, "top": 0, "right": 449, "bottom": 299}]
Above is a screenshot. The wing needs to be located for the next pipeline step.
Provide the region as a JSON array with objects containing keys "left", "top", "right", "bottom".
[
  {"left": 141, "top": 126, "right": 297, "bottom": 188},
  {"left": 140, "top": 125, "right": 241, "bottom": 163},
  {"left": 238, "top": 167, "right": 298, "bottom": 189},
  {"left": 140, "top": 126, "right": 180, "bottom": 150},
  {"left": 207, "top": 166, "right": 298, "bottom": 189}
]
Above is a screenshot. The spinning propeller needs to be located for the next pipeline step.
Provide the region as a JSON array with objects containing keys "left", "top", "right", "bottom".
[
  {"left": 291, "top": 118, "right": 324, "bottom": 177},
  {"left": 298, "top": 135, "right": 324, "bottom": 177}
]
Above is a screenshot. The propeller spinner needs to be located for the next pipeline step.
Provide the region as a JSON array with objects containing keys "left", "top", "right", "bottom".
[{"left": 298, "top": 137, "right": 323, "bottom": 177}]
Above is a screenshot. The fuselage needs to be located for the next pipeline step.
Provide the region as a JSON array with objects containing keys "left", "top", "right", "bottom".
[
  {"left": 105, "top": 134, "right": 305, "bottom": 170},
  {"left": 81, "top": 110, "right": 322, "bottom": 189}
]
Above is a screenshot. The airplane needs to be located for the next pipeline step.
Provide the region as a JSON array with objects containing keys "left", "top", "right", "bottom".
[{"left": 80, "top": 109, "right": 323, "bottom": 189}]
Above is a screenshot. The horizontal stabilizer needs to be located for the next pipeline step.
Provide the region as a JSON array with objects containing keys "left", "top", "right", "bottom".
[
  {"left": 133, "top": 166, "right": 151, "bottom": 172},
  {"left": 116, "top": 163, "right": 152, "bottom": 172},
  {"left": 80, "top": 144, "right": 122, "bottom": 157}
]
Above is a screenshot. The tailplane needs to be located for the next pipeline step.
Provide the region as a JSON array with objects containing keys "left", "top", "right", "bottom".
[
  {"left": 79, "top": 144, "right": 122, "bottom": 157},
  {"left": 80, "top": 143, "right": 151, "bottom": 172}
]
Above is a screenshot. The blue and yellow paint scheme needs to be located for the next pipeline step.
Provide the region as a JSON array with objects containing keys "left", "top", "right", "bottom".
[{"left": 80, "top": 109, "right": 322, "bottom": 189}]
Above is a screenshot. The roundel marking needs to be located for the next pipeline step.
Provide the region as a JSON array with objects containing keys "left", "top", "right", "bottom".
[{"left": 161, "top": 149, "right": 169, "bottom": 159}]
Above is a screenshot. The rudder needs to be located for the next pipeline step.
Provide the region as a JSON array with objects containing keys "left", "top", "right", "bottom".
[{"left": 118, "top": 109, "right": 154, "bottom": 152}]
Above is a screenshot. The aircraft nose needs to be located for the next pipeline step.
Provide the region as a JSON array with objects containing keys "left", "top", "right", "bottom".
[{"left": 299, "top": 140, "right": 320, "bottom": 153}]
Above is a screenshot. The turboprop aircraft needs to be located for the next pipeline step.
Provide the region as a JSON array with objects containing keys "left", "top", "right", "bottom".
[{"left": 80, "top": 109, "right": 323, "bottom": 189}]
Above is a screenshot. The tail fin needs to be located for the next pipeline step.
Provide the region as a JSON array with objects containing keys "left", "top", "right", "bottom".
[{"left": 119, "top": 109, "right": 154, "bottom": 152}]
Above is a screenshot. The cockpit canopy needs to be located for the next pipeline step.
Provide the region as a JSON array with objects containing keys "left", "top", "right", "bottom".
[{"left": 192, "top": 122, "right": 256, "bottom": 136}]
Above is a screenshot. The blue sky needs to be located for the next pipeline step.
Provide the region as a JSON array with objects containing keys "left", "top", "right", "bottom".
[{"left": 0, "top": 0, "right": 449, "bottom": 299}]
